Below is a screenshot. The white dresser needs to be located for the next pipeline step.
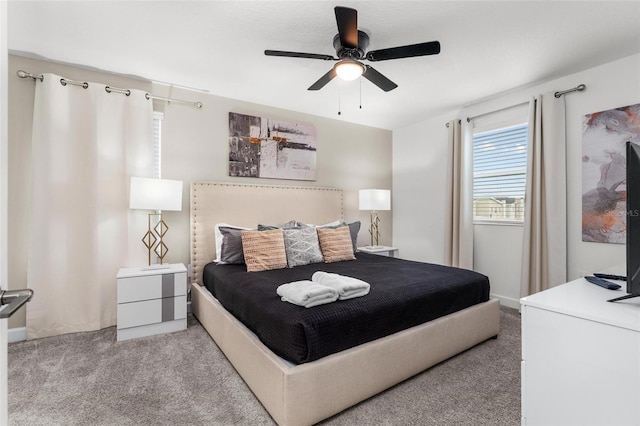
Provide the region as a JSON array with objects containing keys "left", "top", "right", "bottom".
[
  {"left": 520, "top": 277, "right": 640, "bottom": 426},
  {"left": 116, "top": 263, "right": 187, "bottom": 341}
]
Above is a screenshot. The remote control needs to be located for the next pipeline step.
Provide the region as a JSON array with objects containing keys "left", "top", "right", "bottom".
[
  {"left": 585, "top": 276, "right": 621, "bottom": 290},
  {"left": 593, "top": 273, "right": 626, "bottom": 281}
]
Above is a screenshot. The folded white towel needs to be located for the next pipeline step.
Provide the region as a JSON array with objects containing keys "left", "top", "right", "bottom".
[
  {"left": 311, "top": 271, "right": 370, "bottom": 300},
  {"left": 276, "top": 280, "right": 339, "bottom": 308}
]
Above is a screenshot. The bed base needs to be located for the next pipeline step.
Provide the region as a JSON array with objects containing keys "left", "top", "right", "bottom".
[
  {"left": 192, "top": 282, "right": 500, "bottom": 426},
  {"left": 189, "top": 182, "right": 501, "bottom": 425}
]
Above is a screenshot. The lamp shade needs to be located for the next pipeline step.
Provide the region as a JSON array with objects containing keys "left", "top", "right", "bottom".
[
  {"left": 129, "top": 177, "right": 183, "bottom": 211},
  {"left": 359, "top": 189, "right": 391, "bottom": 211}
]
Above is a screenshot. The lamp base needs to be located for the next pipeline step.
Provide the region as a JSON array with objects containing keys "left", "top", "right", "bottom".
[
  {"left": 141, "top": 264, "right": 172, "bottom": 271},
  {"left": 142, "top": 213, "right": 170, "bottom": 266},
  {"left": 368, "top": 211, "right": 382, "bottom": 247}
]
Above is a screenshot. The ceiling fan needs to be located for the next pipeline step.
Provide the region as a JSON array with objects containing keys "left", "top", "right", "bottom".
[{"left": 264, "top": 6, "right": 440, "bottom": 92}]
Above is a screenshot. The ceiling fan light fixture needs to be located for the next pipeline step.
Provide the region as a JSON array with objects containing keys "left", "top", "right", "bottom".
[{"left": 335, "top": 60, "right": 364, "bottom": 81}]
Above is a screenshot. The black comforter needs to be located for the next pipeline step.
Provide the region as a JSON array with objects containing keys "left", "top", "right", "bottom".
[{"left": 203, "top": 253, "right": 490, "bottom": 364}]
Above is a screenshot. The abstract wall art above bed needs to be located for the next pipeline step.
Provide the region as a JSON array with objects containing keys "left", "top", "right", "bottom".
[
  {"left": 582, "top": 103, "right": 640, "bottom": 243},
  {"left": 228, "top": 112, "right": 317, "bottom": 181}
]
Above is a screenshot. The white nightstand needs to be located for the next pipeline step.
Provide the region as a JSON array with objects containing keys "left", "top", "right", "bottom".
[
  {"left": 357, "top": 246, "right": 399, "bottom": 257},
  {"left": 116, "top": 263, "right": 187, "bottom": 341}
]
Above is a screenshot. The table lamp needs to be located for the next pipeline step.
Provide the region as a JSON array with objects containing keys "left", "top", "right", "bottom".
[
  {"left": 359, "top": 189, "right": 391, "bottom": 247},
  {"left": 129, "top": 177, "right": 183, "bottom": 267}
]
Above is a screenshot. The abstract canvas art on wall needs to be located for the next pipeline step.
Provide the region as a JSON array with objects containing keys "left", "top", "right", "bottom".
[
  {"left": 582, "top": 103, "right": 640, "bottom": 243},
  {"left": 228, "top": 112, "right": 317, "bottom": 181}
]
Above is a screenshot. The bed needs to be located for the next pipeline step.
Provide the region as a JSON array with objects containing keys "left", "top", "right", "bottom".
[{"left": 190, "top": 182, "right": 500, "bottom": 426}]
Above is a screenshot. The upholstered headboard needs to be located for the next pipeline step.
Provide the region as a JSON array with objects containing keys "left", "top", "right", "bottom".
[{"left": 190, "top": 182, "right": 344, "bottom": 285}]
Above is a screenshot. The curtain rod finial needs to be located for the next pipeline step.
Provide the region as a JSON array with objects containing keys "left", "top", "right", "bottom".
[{"left": 16, "top": 70, "right": 43, "bottom": 81}]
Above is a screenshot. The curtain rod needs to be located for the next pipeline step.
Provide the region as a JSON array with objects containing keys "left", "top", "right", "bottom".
[
  {"left": 465, "top": 83, "right": 587, "bottom": 123},
  {"left": 466, "top": 100, "right": 529, "bottom": 123},
  {"left": 554, "top": 83, "right": 586, "bottom": 98},
  {"left": 16, "top": 70, "right": 203, "bottom": 109}
]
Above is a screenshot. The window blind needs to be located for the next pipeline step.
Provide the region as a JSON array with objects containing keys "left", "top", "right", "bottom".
[
  {"left": 152, "top": 111, "right": 163, "bottom": 179},
  {"left": 473, "top": 123, "right": 528, "bottom": 221}
]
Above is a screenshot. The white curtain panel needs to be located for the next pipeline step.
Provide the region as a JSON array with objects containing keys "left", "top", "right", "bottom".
[
  {"left": 444, "top": 119, "right": 473, "bottom": 269},
  {"left": 27, "top": 73, "right": 153, "bottom": 339},
  {"left": 520, "top": 93, "right": 568, "bottom": 297}
]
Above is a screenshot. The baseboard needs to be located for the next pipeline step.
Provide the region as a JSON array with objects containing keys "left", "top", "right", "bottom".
[
  {"left": 491, "top": 293, "right": 521, "bottom": 310},
  {"left": 8, "top": 327, "right": 26, "bottom": 343}
]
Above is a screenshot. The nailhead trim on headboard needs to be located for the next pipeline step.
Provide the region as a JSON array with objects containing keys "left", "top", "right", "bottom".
[{"left": 190, "top": 182, "right": 344, "bottom": 286}]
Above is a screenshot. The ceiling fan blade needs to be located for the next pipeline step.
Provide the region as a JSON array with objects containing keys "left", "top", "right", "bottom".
[
  {"left": 308, "top": 68, "right": 337, "bottom": 91},
  {"left": 334, "top": 6, "right": 358, "bottom": 49},
  {"left": 362, "top": 65, "right": 398, "bottom": 92},
  {"left": 265, "top": 50, "right": 336, "bottom": 61},
  {"left": 366, "top": 41, "right": 441, "bottom": 61}
]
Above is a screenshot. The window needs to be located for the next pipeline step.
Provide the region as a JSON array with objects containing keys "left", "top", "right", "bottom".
[
  {"left": 473, "top": 123, "right": 528, "bottom": 222},
  {"left": 152, "top": 111, "right": 163, "bottom": 178}
]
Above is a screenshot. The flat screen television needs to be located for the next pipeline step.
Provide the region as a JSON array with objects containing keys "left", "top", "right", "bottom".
[{"left": 609, "top": 141, "right": 640, "bottom": 302}]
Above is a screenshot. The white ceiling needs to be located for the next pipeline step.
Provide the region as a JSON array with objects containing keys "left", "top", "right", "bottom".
[{"left": 8, "top": 1, "right": 640, "bottom": 130}]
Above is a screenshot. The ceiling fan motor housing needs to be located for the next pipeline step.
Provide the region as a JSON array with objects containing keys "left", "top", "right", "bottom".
[{"left": 333, "top": 30, "right": 370, "bottom": 59}]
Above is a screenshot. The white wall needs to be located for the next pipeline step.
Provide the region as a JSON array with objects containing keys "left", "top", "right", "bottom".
[
  {"left": 157, "top": 88, "right": 393, "bottom": 267},
  {"left": 473, "top": 224, "right": 523, "bottom": 308},
  {"left": 0, "top": 2, "right": 7, "bottom": 296},
  {"left": 393, "top": 53, "right": 640, "bottom": 305},
  {"left": 392, "top": 109, "right": 456, "bottom": 264}
]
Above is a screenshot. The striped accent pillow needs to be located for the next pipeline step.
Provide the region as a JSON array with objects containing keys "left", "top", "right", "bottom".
[
  {"left": 241, "top": 229, "right": 288, "bottom": 272},
  {"left": 317, "top": 226, "right": 357, "bottom": 263}
]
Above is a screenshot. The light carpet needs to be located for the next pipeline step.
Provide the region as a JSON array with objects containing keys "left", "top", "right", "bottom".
[{"left": 9, "top": 307, "right": 520, "bottom": 425}]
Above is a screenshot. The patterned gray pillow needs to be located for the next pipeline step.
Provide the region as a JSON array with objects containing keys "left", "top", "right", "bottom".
[
  {"left": 283, "top": 227, "right": 324, "bottom": 267},
  {"left": 257, "top": 220, "right": 299, "bottom": 231}
]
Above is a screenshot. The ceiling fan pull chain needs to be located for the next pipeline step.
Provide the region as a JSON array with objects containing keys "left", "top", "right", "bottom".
[
  {"left": 359, "top": 78, "right": 362, "bottom": 109},
  {"left": 338, "top": 87, "right": 342, "bottom": 116}
]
